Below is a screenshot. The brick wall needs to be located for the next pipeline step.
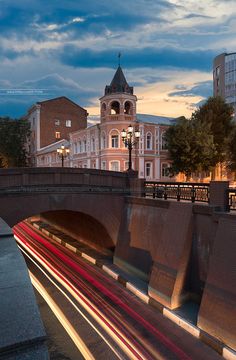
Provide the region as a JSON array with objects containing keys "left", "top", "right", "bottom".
[{"left": 39, "top": 97, "right": 87, "bottom": 148}]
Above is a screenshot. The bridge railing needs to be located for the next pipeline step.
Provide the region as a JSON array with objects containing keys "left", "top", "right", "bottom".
[
  {"left": 227, "top": 188, "right": 236, "bottom": 210},
  {"left": 0, "top": 184, "right": 131, "bottom": 195},
  {"left": 144, "top": 181, "right": 210, "bottom": 203}
]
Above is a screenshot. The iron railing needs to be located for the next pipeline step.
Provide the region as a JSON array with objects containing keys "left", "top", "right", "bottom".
[
  {"left": 144, "top": 181, "right": 210, "bottom": 203},
  {"left": 227, "top": 188, "right": 236, "bottom": 210}
]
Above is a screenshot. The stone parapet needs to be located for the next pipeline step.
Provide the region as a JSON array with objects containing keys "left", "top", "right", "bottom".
[{"left": 0, "top": 218, "right": 48, "bottom": 359}]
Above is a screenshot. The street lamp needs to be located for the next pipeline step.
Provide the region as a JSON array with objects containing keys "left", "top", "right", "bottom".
[
  {"left": 57, "top": 145, "right": 70, "bottom": 167},
  {"left": 121, "top": 124, "right": 140, "bottom": 171}
]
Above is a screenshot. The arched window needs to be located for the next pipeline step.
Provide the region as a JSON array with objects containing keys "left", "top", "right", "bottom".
[
  {"left": 124, "top": 101, "right": 133, "bottom": 115},
  {"left": 77, "top": 140, "right": 81, "bottom": 153},
  {"left": 110, "top": 161, "right": 120, "bottom": 171},
  {"left": 161, "top": 132, "right": 168, "bottom": 150},
  {"left": 91, "top": 137, "right": 95, "bottom": 152},
  {"left": 110, "top": 129, "right": 119, "bottom": 148},
  {"left": 110, "top": 101, "right": 120, "bottom": 115},
  {"left": 83, "top": 139, "right": 87, "bottom": 152},
  {"left": 111, "top": 134, "right": 119, "bottom": 148},
  {"left": 146, "top": 132, "right": 152, "bottom": 150}
]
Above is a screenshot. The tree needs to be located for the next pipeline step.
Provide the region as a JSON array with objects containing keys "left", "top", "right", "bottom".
[
  {"left": 191, "top": 96, "right": 235, "bottom": 165},
  {"left": 165, "top": 116, "right": 216, "bottom": 180},
  {"left": 228, "top": 127, "right": 236, "bottom": 178},
  {"left": 0, "top": 117, "right": 31, "bottom": 168}
]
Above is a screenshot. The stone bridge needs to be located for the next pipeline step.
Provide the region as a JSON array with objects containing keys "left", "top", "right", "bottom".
[
  {"left": 0, "top": 167, "right": 141, "bottom": 249},
  {"left": 0, "top": 168, "right": 236, "bottom": 356}
]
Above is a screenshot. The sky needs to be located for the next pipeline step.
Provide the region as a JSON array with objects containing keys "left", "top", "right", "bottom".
[{"left": 0, "top": 0, "right": 236, "bottom": 119}]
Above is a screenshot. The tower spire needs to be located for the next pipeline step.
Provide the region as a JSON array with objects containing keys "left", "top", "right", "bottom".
[{"left": 118, "top": 52, "right": 121, "bottom": 67}]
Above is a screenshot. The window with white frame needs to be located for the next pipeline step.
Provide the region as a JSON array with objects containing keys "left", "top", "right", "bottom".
[
  {"left": 83, "top": 139, "right": 87, "bottom": 152},
  {"left": 78, "top": 140, "right": 81, "bottom": 153},
  {"left": 145, "top": 162, "right": 152, "bottom": 178},
  {"left": 110, "top": 161, "right": 119, "bottom": 171},
  {"left": 162, "top": 163, "right": 170, "bottom": 177},
  {"left": 101, "top": 161, "right": 106, "bottom": 170},
  {"left": 91, "top": 138, "right": 95, "bottom": 152},
  {"left": 161, "top": 132, "right": 168, "bottom": 150},
  {"left": 73, "top": 142, "right": 77, "bottom": 154},
  {"left": 55, "top": 119, "right": 60, "bottom": 126},
  {"left": 111, "top": 134, "right": 119, "bottom": 148},
  {"left": 66, "top": 120, "right": 72, "bottom": 127},
  {"left": 101, "top": 134, "right": 106, "bottom": 149},
  {"left": 146, "top": 132, "right": 152, "bottom": 150}
]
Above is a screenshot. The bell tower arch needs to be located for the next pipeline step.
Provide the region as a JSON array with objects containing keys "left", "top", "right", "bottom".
[{"left": 100, "top": 66, "right": 137, "bottom": 124}]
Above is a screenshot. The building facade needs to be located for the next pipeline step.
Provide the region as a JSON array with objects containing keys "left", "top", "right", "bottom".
[
  {"left": 213, "top": 52, "right": 236, "bottom": 117},
  {"left": 25, "top": 96, "right": 88, "bottom": 166},
  {"left": 29, "top": 67, "right": 176, "bottom": 181}
]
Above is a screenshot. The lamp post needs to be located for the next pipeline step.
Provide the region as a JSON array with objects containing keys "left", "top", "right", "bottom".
[
  {"left": 57, "top": 145, "right": 70, "bottom": 167},
  {"left": 121, "top": 124, "right": 140, "bottom": 171}
]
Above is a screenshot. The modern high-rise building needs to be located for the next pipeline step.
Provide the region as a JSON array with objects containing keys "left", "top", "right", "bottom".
[{"left": 213, "top": 52, "right": 236, "bottom": 116}]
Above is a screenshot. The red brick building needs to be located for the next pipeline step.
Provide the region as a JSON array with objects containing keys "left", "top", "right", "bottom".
[{"left": 25, "top": 96, "right": 88, "bottom": 165}]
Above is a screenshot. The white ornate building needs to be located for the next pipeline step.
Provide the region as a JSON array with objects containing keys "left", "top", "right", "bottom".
[{"left": 33, "top": 66, "right": 177, "bottom": 181}]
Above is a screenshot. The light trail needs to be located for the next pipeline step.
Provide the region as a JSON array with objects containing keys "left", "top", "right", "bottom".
[
  {"left": 16, "top": 221, "right": 191, "bottom": 360},
  {"left": 29, "top": 271, "right": 95, "bottom": 360},
  {"left": 15, "top": 231, "right": 150, "bottom": 360},
  {"left": 19, "top": 243, "right": 126, "bottom": 360}
]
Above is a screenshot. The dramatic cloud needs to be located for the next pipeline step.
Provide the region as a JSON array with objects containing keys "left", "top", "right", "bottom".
[
  {"left": 169, "top": 80, "right": 213, "bottom": 98},
  {"left": 0, "top": 0, "right": 236, "bottom": 117},
  {"left": 0, "top": 73, "right": 98, "bottom": 117}
]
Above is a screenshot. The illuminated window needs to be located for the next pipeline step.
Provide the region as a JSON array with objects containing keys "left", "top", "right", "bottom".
[
  {"left": 66, "top": 120, "right": 71, "bottom": 127},
  {"left": 110, "top": 161, "right": 119, "bottom": 171},
  {"left": 55, "top": 131, "right": 61, "bottom": 139}
]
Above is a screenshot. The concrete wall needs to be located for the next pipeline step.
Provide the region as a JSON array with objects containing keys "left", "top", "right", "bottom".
[
  {"left": 0, "top": 218, "right": 48, "bottom": 359},
  {"left": 114, "top": 197, "right": 236, "bottom": 351}
]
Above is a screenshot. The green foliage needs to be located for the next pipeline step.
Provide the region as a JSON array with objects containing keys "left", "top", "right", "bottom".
[
  {"left": 228, "top": 127, "right": 236, "bottom": 172},
  {"left": 0, "top": 117, "right": 31, "bottom": 168},
  {"left": 191, "top": 96, "right": 235, "bottom": 164},
  {"left": 165, "top": 116, "right": 216, "bottom": 179},
  {"left": 166, "top": 97, "right": 235, "bottom": 179}
]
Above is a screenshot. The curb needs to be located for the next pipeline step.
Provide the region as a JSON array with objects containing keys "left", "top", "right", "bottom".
[{"left": 31, "top": 221, "right": 236, "bottom": 359}]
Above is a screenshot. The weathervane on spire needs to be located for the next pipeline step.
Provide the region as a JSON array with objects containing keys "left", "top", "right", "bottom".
[{"left": 118, "top": 52, "right": 121, "bottom": 66}]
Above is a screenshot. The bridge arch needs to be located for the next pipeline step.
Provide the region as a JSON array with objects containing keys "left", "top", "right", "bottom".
[{"left": 0, "top": 191, "right": 124, "bottom": 248}]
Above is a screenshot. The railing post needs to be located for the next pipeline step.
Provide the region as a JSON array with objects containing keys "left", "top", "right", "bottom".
[
  {"left": 177, "top": 184, "right": 180, "bottom": 201},
  {"left": 209, "top": 181, "right": 229, "bottom": 212},
  {"left": 153, "top": 184, "right": 156, "bottom": 199},
  {"left": 164, "top": 185, "right": 168, "bottom": 200},
  {"left": 191, "top": 185, "right": 195, "bottom": 203}
]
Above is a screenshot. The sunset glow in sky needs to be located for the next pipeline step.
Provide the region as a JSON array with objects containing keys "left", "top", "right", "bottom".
[{"left": 0, "top": 0, "right": 236, "bottom": 118}]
